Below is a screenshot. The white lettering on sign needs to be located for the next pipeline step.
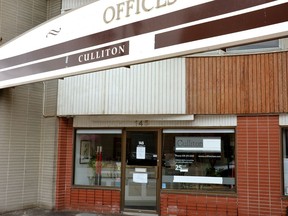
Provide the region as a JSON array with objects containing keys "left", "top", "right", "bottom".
[
  {"left": 1, "top": 0, "right": 288, "bottom": 89},
  {"left": 175, "top": 137, "right": 221, "bottom": 153},
  {"left": 103, "top": 0, "right": 177, "bottom": 24},
  {"left": 78, "top": 44, "right": 126, "bottom": 63}
]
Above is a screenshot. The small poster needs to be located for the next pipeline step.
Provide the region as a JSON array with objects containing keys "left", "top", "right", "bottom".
[
  {"left": 136, "top": 145, "right": 146, "bottom": 159},
  {"left": 133, "top": 173, "right": 148, "bottom": 183},
  {"left": 80, "top": 140, "right": 91, "bottom": 164}
]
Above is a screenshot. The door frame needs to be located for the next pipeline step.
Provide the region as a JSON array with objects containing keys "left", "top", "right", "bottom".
[{"left": 120, "top": 128, "right": 162, "bottom": 214}]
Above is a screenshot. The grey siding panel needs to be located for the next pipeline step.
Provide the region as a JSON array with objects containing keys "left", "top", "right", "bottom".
[
  {"left": 0, "top": 0, "right": 47, "bottom": 45},
  {"left": 0, "top": 1, "right": 59, "bottom": 213},
  {"left": 0, "top": 89, "right": 12, "bottom": 212},
  {"left": 0, "top": 84, "right": 43, "bottom": 212},
  {"left": 62, "top": 0, "right": 98, "bottom": 11},
  {"left": 38, "top": 80, "right": 58, "bottom": 209},
  {"left": 38, "top": 117, "right": 58, "bottom": 209},
  {"left": 47, "top": 0, "right": 61, "bottom": 19},
  {"left": 0, "top": 82, "right": 58, "bottom": 212},
  {"left": 43, "top": 80, "right": 58, "bottom": 117},
  {"left": 57, "top": 58, "right": 186, "bottom": 115}
]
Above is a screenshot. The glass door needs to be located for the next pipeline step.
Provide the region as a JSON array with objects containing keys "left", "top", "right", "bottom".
[{"left": 124, "top": 131, "right": 159, "bottom": 213}]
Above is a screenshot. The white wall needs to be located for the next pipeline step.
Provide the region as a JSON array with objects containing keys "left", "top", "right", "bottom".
[{"left": 58, "top": 58, "right": 186, "bottom": 116}]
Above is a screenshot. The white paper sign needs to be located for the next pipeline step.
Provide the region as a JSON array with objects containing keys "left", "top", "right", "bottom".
[
  {"left": 136, "top": 146, "right": 146, "bottom": 159},
  {"left": 133, "top": 173, "right": 148, "bottom": 184}
]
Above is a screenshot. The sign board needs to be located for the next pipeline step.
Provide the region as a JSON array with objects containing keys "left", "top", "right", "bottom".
[
  {"left": 1, "top": 0, "right": 288, "bottom": 89},
  {"left": 175, "top": 137, "right": 221, "bottom": 153}
]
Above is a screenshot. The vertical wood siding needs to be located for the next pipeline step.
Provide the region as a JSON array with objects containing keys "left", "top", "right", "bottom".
[{"left": 187, "top": 51, "right": 288, "bottom": 114}]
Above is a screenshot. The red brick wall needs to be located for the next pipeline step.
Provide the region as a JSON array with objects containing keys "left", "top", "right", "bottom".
[
  {"left": 160, "top": 193, "right": 237, "bottom": 216},
  {"left": 160, "top": 116, "right": 288, "bottom": 216},
  {"left": 56, "top": 116, "right": 288, "bottom": 215},
  {"left": 55, "top": 118, "right": 121, "bottom": 213},
  {"left": 237, "top": 116, "right": 288, "bottom": 215}
]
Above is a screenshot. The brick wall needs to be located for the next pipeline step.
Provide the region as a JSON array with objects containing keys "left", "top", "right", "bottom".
[
  {"left": 160, "top": 193, "right": 237, "bottom": 216},
  {"left": 55, "top": 118, "right": 121, "bottom": 213},
  {"left": 160, "top": 116, "right": 288, "bottom": 216},
  {"left": 237, "top": 116, "right": 288, "bottom": 215},
  {"left": 56, "top": 116, "right": 288, "bottom": 215}
]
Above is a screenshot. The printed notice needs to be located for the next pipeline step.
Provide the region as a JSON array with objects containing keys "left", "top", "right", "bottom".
[
  {"left": 136, "top": 146, "right": 146, "bottom": 159},
  {"left": 133, "top": 173, "right": 148, "bottom": 183}
]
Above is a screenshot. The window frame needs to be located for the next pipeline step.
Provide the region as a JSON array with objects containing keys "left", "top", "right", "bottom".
[
  {"left": 72, "top": 128, "right": 122, "bottom": 188},
  {"left": 161, "top": 128, "right": 236, "bottom": 193},
  {"left": 282, "top": 128, "right": 288, "bottom": 196}
]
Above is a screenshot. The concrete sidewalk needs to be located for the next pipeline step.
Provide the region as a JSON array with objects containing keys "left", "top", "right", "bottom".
[{"left": 0, "top": 208, "right": 123, "bottom": 216}]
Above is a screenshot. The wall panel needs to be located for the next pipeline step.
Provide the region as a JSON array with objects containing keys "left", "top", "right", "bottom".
[
  {"left": 236, "top": 116, "right": 286, "bottom": 215},
  {"left": 0, "top": 1, "right": 59, "bottom": 212},
  {"left": 0, "top": 84, "right": 42, "bottom": 212},
  {"left": 187, "top": 51, "right": 288, "bottom": 114},
  {"left": 47, "top": 0, "right": 61, "bottom": 19},
  {"left": 61, "top": 0, "right": 97, "bottom": 12},
  {"left": 38, "top": 80, "right": 59, "bottom": 209},
  {"left": 0, "top": 0, "right": 47, "bottom": 45},
  {"left": 58, "top": 58, "right": 186, "bottom": 115}
]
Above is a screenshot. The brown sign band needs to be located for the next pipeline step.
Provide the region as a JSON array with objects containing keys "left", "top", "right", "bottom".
[
  {"left": 155, "top": 3, "right": 288, "bottom": 49},
  {"left": 0, "top": 41, "right": 129, "bottom": 81},
  {"left": 0, "top": 0, "right": 275, "bottom": 70}
]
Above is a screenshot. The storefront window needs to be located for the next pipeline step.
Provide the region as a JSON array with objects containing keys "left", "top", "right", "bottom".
[
  {"left": 74, "top": 129, "right": 122, "bottom": 187},
  {"left": 283, "top": 128, "right": 288, "bottom": 195},
  {"left": 162, "top": 129, "right": 235, "bottom": 192}
]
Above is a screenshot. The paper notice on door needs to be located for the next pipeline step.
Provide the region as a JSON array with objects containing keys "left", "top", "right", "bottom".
[
  {"left": 136, "top": 146, "right": 146, "bottom": 159},
  {"left": 133, "top": 173, "right": 148, "bottom": 183}
]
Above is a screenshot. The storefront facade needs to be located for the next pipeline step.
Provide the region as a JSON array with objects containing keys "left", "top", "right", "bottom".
[
  {"left": 1, "top": 1, "right": 288, "bottom": 215},
  {"left": 54, "top": 52, "right": 288, "bottom": 215}
]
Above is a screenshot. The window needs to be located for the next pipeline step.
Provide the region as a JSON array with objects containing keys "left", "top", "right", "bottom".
[
  {"left": 162, "top": 129, "right": 235, "bottom": 192},
  {"left": 226, "top": 40, "right": 280, "bottom": 53},
  {"left": 74, "top": 129, "right": 122, "bottom": 187},
  {"left": 193, "top": 38, "right": 287, "bottom": 57},
  {"left": 283, "top": 128, "right": 288, "bottom": 195}
]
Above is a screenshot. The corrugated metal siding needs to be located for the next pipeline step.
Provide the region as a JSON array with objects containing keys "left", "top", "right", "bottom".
[
  {"left": 73, "top": 115, "right": 236, "bottom": 128},
  {"left": 0, "top": 84, "right": 43, "bottom": 212},
  {"left": 61, "top": 0, "right": 98, "bottom": 12},
  {"left": 187, "top": 51, "right": 288, "bottom": 114},
  {"left": 0, "top": 82, "right": 58, "bottom": 212},
  {"left": 38, "top": 117, "right": 58, "bottom": 209},
  {"left": 43, "top": 80, "right": 58, "bottom": 117},
  {"left": 0, "top": 1, "right": 59, "bottom": 212},
  {"left": 58, "top": 58, "right": 186, "bottom": 115},
  {"left": 38, "top": 80, "right": 58, "bottom": 208},
  {"left": 47, "top": 0, "right": 61, "bottom": 19},
  {"left": 0, "top": 0, "right": 47, "bottom": 45}
]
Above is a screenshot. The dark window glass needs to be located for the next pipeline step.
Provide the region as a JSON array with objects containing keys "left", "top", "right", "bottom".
[
  {"left": 283, "top": 128, "right": 288, "bottom": 195},
  {"left": 227, "top": 40, "right": 279, "bottom": 52},
  {"left": 162, "top": 132, "right": 235, "bottom": 192}
]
